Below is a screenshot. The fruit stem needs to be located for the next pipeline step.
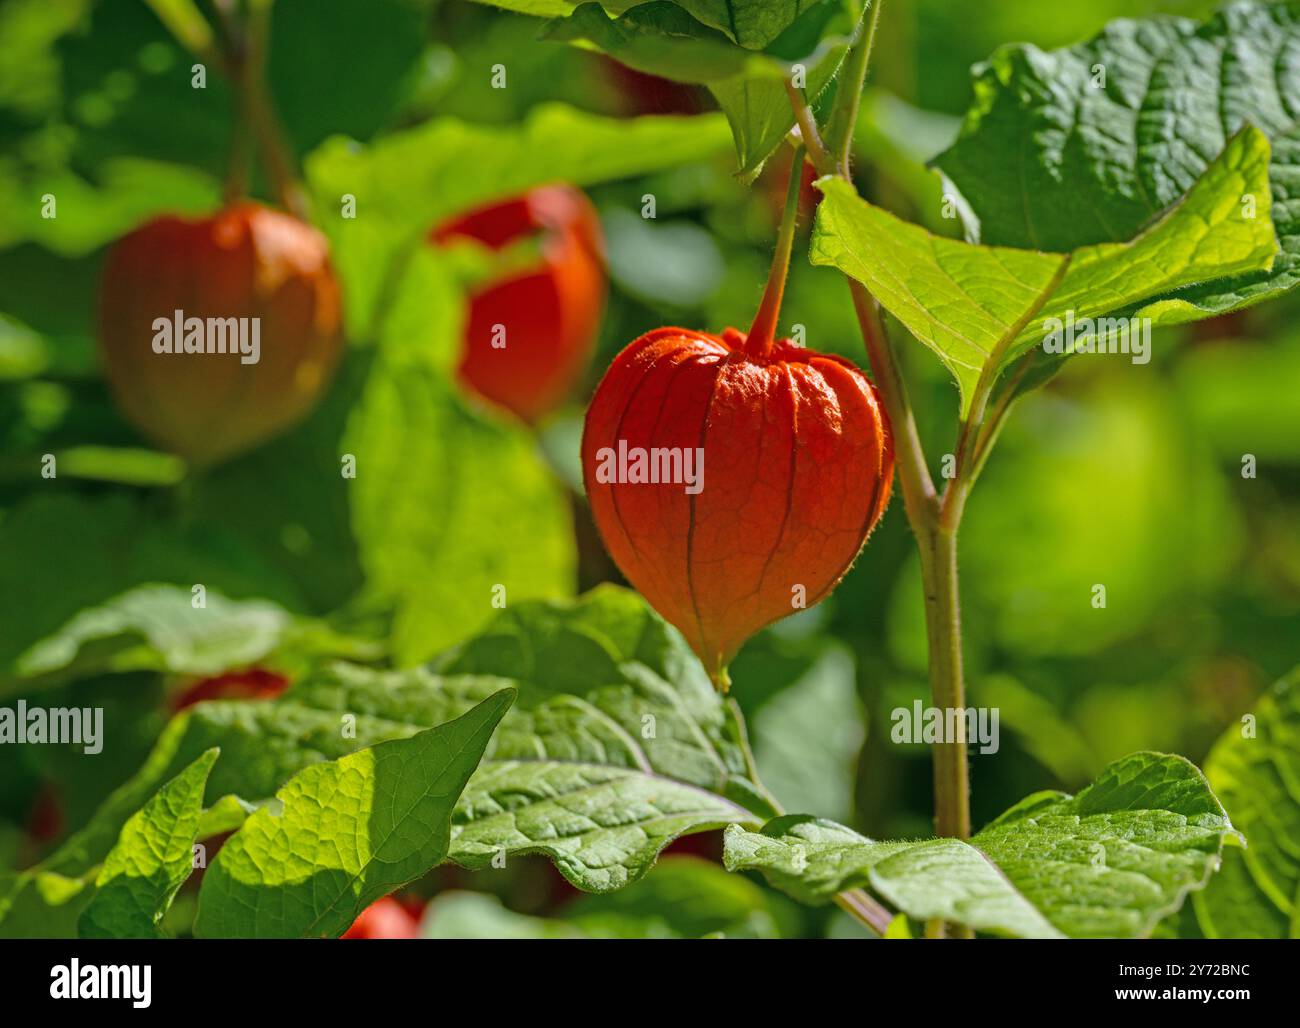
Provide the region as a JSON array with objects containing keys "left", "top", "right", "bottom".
[
  {"left": 745, "top": 145, "right": 806, "bottom": 359},
  {"left": 155, "top": 0, "right": 307, "bottom": 218},
  {"left": 238, "top": 0, "right": 308, "bottom": 218}
]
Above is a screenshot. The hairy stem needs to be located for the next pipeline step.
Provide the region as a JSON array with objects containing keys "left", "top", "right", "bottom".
[
  {"left": 803, "top": 0, "right": 976, "bottom": 886},
  {"left": 835, "top": 888, "right": 896, "bottom": 937},
  {"left": 824, "top": 0, "right": 884, "bottom": 176},
  {"left": 785, "top": 82, "right": 833, "bottom": 175},
  {"left": 917, "top": 528, "right": 969, "bottom": 838},
  {"left": 846, "top": 281, "right": 936, "bottom": 528},
  {"left": 746, "top": 145, "right": 807, "bottom": 358}
]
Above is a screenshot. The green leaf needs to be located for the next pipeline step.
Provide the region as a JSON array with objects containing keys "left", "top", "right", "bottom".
[
  {"left": 13, "top": 585, "right": 288, "bottom": 681},
  {"left": 0, "top": 868, "right": 97, "bottom": 939},
  {"left": 730, "top": 633, "right": 863, "bottom": 821},
  {"left": 7, "top": 583, "right": 376, "bottom": 699},
  {"left": 933, "top": 0, "right": 1300, "bottom": 318},
  {"left": 564, "top": 853, "right": 781, "bottom": 937},
  {"left": 0, "top": 493, "right": 304, "bottom": 677},
  {"left": 466, "top": 1, "right": 814, "bottom": 49},
  {"left": 450, "top": 760, "right": 754, "bottom": 891},
  {"left": 0, "top": 158, "right": 219, "bottom": 256},
  {"left": 193, "top": 690, "right": 514, "bottom": 938},
  {"left": 1196, "top": 669, "right": 1300, "bottom": 938},
  {"left": 54, "top": 589, "right": 772, "bottom": 894},
  {"left": 78, "top": 749, "right": 218, "bottom": 939},
  {"left": 725, "top": 753, "right": 1237, "bottom": 938},
  {"left": 429, "top": 585, "right": 774, "bottom": 813},
  {"left": 422, "top": 890, "right": 588, "bottom": 939},
  {"left": 974, "top": 752, "right": 1237, "bottom": 938},
  {"left": 543, "top": 4, "right": 775, "bottom": 84},
  {"left": 810, "top": 125, "right": 1277, "bottom": 413},
  {"left": 305, "top": 103, "right": 731, "bottom": 336},
  {"left": 344, "top": 359, "right": 576, "bottom": 665},
  {"left": 724, "top": 816, "right": 1061, "bottom": 938},
  {"left": 543, "top": 2, "right": 858, "bottom": 179}
]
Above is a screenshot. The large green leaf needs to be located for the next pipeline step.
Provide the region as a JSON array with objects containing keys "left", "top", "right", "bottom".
[
  {"left": 46, "top": 588, "right": 773, "bottom": 893},
  {"left": 344, "top": 358, "right": 575, "bottom": 665},
  {"left": 933, "top": 0, "right": 1300, "bottom": 318},
  {"left": 422, "top": 890, "right": 589, "bottom": 939},
  {"left": 974, "top": 753, "right": 1236, "bottom": 938},
  {"left": 0, "top": 158, "right": 218, "bottom": 256},
  {"left": 724, "top": 817, "right": 1061, "bottom": 938},
  {"left": 0, "top": 493, "right": 304, "bottom": 678},
  {"left": 543, "top": 2, "right": 859, "bottom": 179},
  {"left": 78, "top": 749, "right": 218, "bottom": 939},
  {"left": 1196, "top": 669, "right": 1300, "bottom": 938},
  {"left": 810, "top": 125, "right": 1276, "bottom": 413},
  {"left": 725, "top": 753, "right": 1237, "bottom": 938},
  {"left": 451, "top": 760, "right": 753, "bottom": 890},
  {"left": 193, "top": 690, "right": 513, "bottom": 938},
  {"left": 304, "top": 103, "right": 731, "bottom": 336},
  {"left": 13, "top": 586, "right": 287, "bottom": 680},
  {"left": 466, "top": 1, "right": 814, "bottom": 49},
  {"left": 730, "top": 633, "right": 863, "bottom": 821},
  {"left": 431, "top": 585, "right": 766, "bottom": 801},
  {"left": 10, "top": 584, "right": 371, "bottom": 689},
  {"left": 0, "top": 868, "right": 97, "bottom": 939}
]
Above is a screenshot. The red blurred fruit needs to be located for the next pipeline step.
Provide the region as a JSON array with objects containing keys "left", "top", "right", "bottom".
[
  {"left": 602, "top": 58, "right": 708, "bottom": 116},
  {"left": 432, "top": 184, "right": 605, "bottom": 423},
  {"left": 26, "top": 782, "right": 64, "bottom": 845},
  {"left": 171, "top": 667, "right": 291, "bottom": 712},
  {"left": 342, "top": 896, "right": 424, "bottom": 939},
  {"left": 98, "top": 203, "right": 343, "bottom": 464}
]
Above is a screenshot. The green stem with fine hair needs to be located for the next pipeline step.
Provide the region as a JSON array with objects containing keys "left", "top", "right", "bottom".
[
  {"left": 790, "top": 2, "right": 996, "bottom": 940},
  {"left": 746, "top": 145, "right": 807, "bottom": 358}
]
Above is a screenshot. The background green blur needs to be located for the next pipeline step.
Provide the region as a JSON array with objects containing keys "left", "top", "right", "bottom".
[{"left": 1, "top": 0, "right": 1296, "bottom": 938}]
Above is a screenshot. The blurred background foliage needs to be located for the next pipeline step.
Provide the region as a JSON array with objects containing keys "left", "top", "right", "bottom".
[{"left": 0, "top": 0, "right": 1295, "bottom": 938}]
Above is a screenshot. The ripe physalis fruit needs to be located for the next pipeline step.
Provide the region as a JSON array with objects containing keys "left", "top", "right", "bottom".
[
  {"left": 581, "top": 147, "right": 893, "bottom": 689},
  {"left": 342, "top": 896, "right": 424, "bottom": 939},
  {"left": 432, "top": 184, "right": 605, "bottom": 423},
  {"left": 582, "top": 327, "right": 893, "bottom": 686},
  {"left": 170, "top": 667, "right": 290, "bottom": 712},
  {"left": 98, "top": 203, "right": 342, "bottom": 465}
]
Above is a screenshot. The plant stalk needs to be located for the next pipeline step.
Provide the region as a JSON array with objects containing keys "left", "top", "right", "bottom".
[
  {"left": 846, "top": 281, "right": 936, "bottom": 528},
  {"left": 835, "top": 888, "right": 896, "bottom": 936},
  {"left": 916, "top": 527, "right": 970, "bottom": 840},
  {"left": 746, "top": 145, "right": 807, "bottom": 358},
  {"left": 809, "top": 0, "right": 976, "bottom": 881},
  {"left": 785, "top": 82, "right": 833, "bottom": 175},
  {"left": 824, "top": 0, "right": 884, "bottom": 176}
]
